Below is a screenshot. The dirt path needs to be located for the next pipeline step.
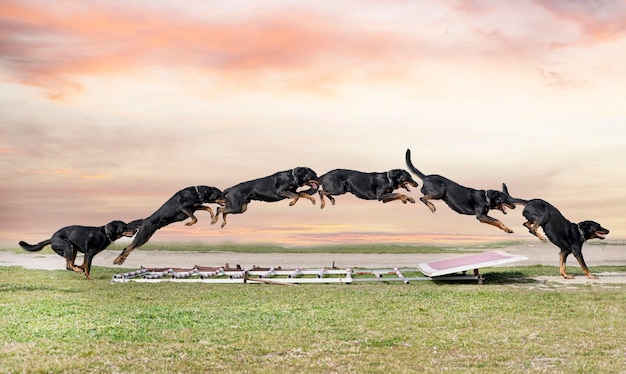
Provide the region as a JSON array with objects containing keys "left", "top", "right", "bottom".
[{"left": 2, "top": 242, "right": 625, "bottom": 283}]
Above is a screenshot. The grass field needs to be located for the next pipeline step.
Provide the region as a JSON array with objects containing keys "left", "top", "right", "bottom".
[{"left": 2, "top": 260, "right": 626, "bottom": 373}]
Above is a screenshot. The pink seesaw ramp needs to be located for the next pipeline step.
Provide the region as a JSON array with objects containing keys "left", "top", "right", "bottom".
[{"left": 417, "top": 250, "right": 528, "bottom": 277}]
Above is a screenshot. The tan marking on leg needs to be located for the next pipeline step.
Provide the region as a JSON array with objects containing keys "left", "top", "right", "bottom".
[
  {"left": 210, "top": 208, "right": 224, "bottom": 225},
  {"left": 559, "top": 252, "right": 573, "bottom": 279},
  {"left": 524, "top": 221, "right": 547, "bottom": 241},
  {"left": 421, "top": 197, "right": 436, "bottom": 212},
  {"left": 479, "top": 217, "right": 513, "bottom": 233},
  {"left": 574, "top": 256, "right": 598, "bottom": 279}
]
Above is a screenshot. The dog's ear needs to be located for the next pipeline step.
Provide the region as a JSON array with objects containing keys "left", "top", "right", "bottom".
[
  {"left": 502, "top": 183, "right": 510, "bottom": 195},
  {"left": 296, "top": 167, "right": 318, "bottom": 182}
]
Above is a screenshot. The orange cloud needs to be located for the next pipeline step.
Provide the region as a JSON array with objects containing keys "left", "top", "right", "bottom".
[
  {"left": 0, "top": 148, "right": 19, "bottom": 155},
  {"left": 78, "top": 174, "right": 111, "bottom": 179},
  {"left": 0, "top": 1, "right": 410, "bottom": 99}
]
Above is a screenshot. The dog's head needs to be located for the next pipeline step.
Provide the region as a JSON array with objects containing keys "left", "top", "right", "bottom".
[
  {"left": 578, "top": 220, "right": 609, "bottom": 241},
  {"left": 105, "top": 220, "right": 139, "bottom": 240},
  {"left": 197, "top": 185, "right": 225, "bottom": 205},
  {"left": 293, "top": 167, "right": 320, "bottom": 190},
  {"left": 486, "top": 183, "right": 516, "bottom": 214},
  {"left": 387, "top": 169, "right": 419, "bottom": 191}
]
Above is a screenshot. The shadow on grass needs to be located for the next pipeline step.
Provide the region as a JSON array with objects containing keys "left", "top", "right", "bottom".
[
  {"left": 426, "top": 271, "right": 539, "bottom": 285},
  {"left": 482, "top": 271, "right": 538, "bottom": 284}
]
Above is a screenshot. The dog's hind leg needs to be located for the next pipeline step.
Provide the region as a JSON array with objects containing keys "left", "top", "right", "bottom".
[
  {"left": 59, "top": 242, "right": 82, "bottom": 273},
  {"left": 420, "top": 196, "right": 437, "bottom": 212},
  {"left": 212, "top": 203, "right": 248, "bottom": 228},
  {"left": 181, "top": 208, "right": 201, "bottom": 226},
  {"left": 419, "top": 181, "right": 444, "bottom": 212},
  {"left": 210, "top": 207, "right": 223, "bottom": 225},
  {"left": 318, "top": 190, "right": 335, "bottom": 209},
  {"left": 523, "top": 221, "right": 547, "bottom": 242},
  {"left": 77, "top": 256, "right": 95, "bottom": 280}
]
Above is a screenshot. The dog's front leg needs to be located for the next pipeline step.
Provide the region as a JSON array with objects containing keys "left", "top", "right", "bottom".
[
  {"left": 559, "top": 251, "right": 574, "bottom": 279},
  {"left": 292, "top": 192, "right": 316, "bottom": 206},
  {"left": 477, "top": 214, "right": 513, "bottom": 233},
  {"left": 380, "top": 193, "right": 415, "bottom": 204},
  {"left": 573, "top": 253, "right": 597, "bottom": 279},
  {"left": 194, "top": 205, "right": 215, "bottom": 220},
  {"left": 113, "top": 249, "right": 130, "bottom": 265},
  {"left": 281, "top": 191, "right": 314, "bottom": 206}
]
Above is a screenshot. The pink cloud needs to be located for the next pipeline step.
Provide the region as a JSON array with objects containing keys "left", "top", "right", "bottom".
[
  {"left": 0, "top": 1, "right": 410, "bottom": 99},
  {"left": 534, "top": 0, "right": 626, "bottom": 42},
  {"left": 540, "top": 68, "right": 587, "bottom": 89},
  {"left": 17, "top": 168, "right": 73, "bottom": 176}
]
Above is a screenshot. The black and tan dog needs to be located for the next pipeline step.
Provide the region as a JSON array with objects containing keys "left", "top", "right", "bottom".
[
  {"left": 317, "top": 168, "right": 418, "bottom": 209},
  {"left": 405, "top": 148, "right": 516, "bottom": 233},
  {"left": 113, "top": 185, "right": 223, "bottom": 265},
  {"left": 211, "top": 167, "right": 319, "bottom": 228},
  {"left": 512, "top": 197, "right": 609, "bottom": 279},
  {"left": 19, "top": 220, "right": 139, "bottom": 280}
]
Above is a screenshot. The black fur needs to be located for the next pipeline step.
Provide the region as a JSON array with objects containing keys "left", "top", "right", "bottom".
[
  {"left": 514, "top": 197, "right": 609, "bottom": 279},
  {"left": 113, "top": 186, "right": 223, "bottom": 265},
  {"left": 211, "top": 167, "right": 319, "bottom": 228},
  {"left": 405, "top": 148, "right": 516, "bottom": 233},
  {"left": 19, "top": 220, "right": 138, "bottom": 280},
  {"left": 317, "top": 168, "right": 418, "bottom": 209}
]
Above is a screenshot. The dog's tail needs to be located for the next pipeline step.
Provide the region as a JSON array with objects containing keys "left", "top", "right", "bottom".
[
  {"left": 502, "top": 184, "right": 529, "bottom": 206},
  {"left": 405, "top": 149, "right": 426, "bottom": 180},
  {"left": 19, "top": 239, "right": 51, "bottom": 252}
]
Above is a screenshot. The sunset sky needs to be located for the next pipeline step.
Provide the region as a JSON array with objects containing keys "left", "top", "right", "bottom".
[{"left": 1, "top": 0, "right": 625, "bottom": 248}]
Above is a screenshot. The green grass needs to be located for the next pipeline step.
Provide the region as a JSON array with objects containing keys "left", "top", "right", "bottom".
[
  {"left": 5, "top": 239, "right": 624, "bottom": 255},
  {"left": 124, "top": 242, "right": 482, "bottom": 254},
  {"left": 1, "top": 266, "right": 625, "bottom": 373},
  {"left": 3, "top": 240, "right": 526, "bottom": 255}
]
